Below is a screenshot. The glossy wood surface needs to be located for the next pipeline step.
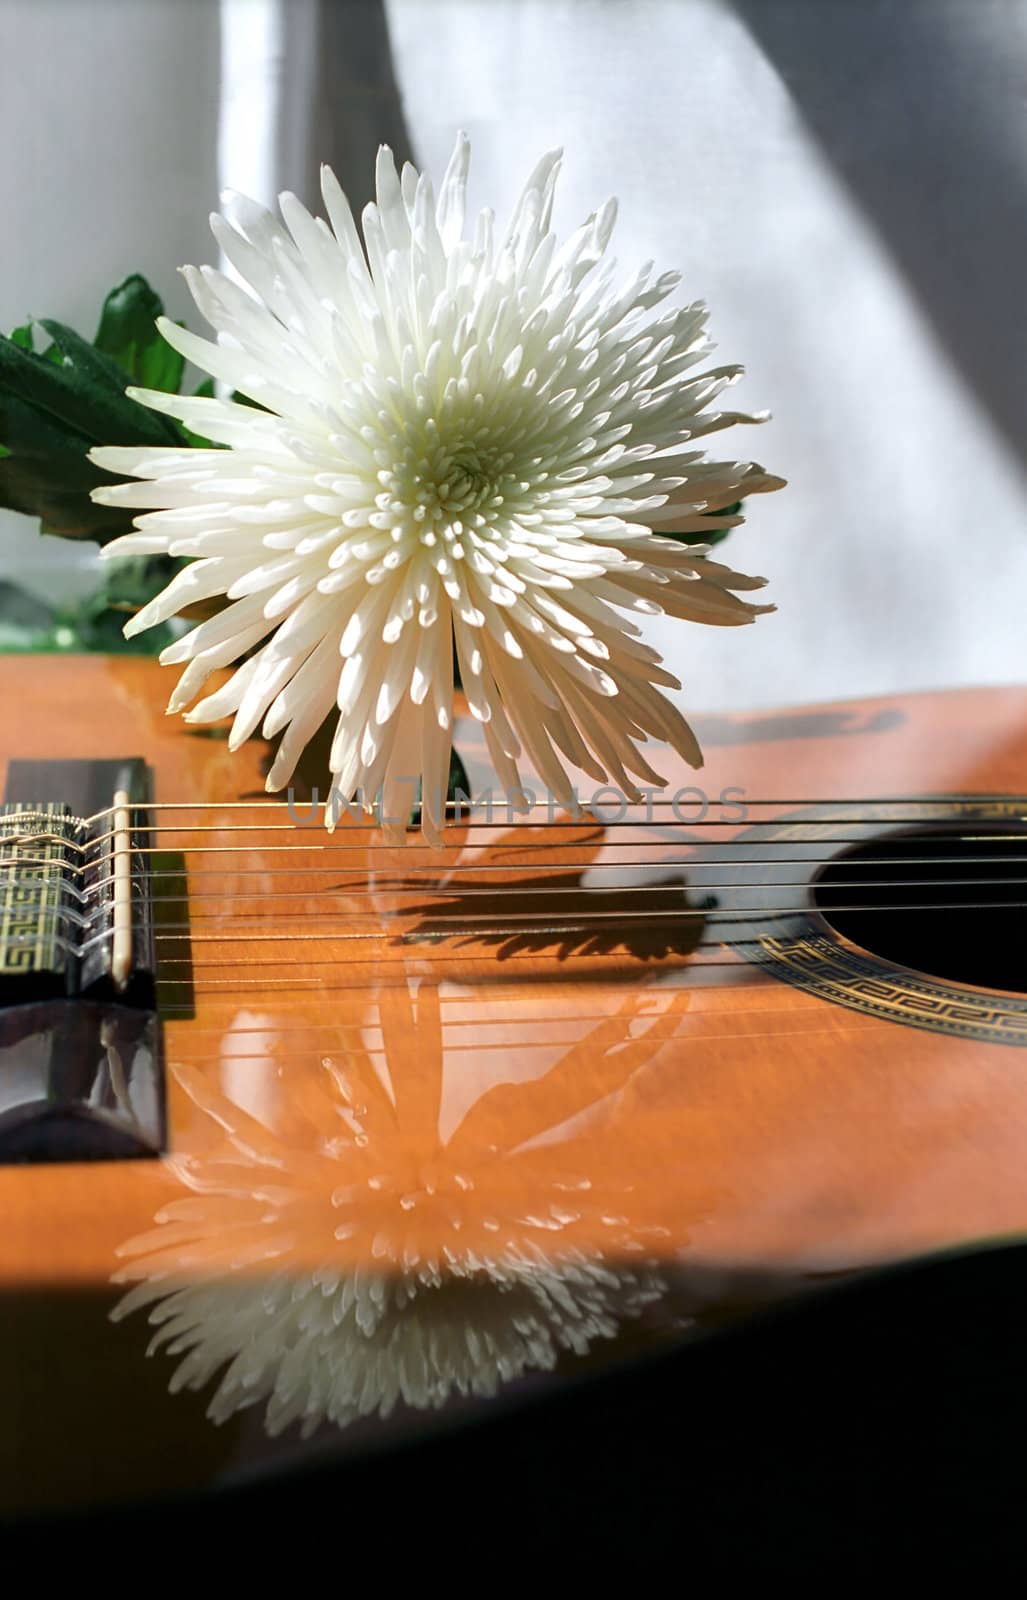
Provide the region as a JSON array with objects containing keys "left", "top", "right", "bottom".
[{"left": 2, "top": 655, "right": 1027, "bottom": 1512}]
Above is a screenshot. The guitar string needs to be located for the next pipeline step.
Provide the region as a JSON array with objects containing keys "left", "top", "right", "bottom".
[
  {"left": 8, "top": 801, "right": 1024, "bottom": 867},
  {"left": 6, "top": 862, "right": 1027, "bottom": 930},
  {"left": 4, "top": 806, "right": 1026, "bottom": 949},
  {"left": 8, "top": 824, "right": 1027, "bottom": 867},
  {"left": 8, "top": 796, "right": 1026, "bottom": 839},
  {"left": 7, "top": 857, "right": 1027, "bottom": 946},
  {"left": 8, "top": 827, "right": 1027, "bottom": 885},
  {"left": 8, "top": 859, "right": 1027, "bottom": 892},
  {"left": 4, "top": 862, "right": 1027, "bottom": 927},
  {"left": 150, "top": 1000, "right": 799, "bottom": 1035},
  {"left": 135, "top": 899, "right": 1027, "bottom": 941},
  {"left": 80, "top": 794, "right": 1027, "bottom": 816},
  {"left": 71, "top": 791, "right": 1027, "bottom": 842},
  {"left": 80, "top": 815, "right": 1027, "bottom": 849},
  {"left": 6, "top": 846, "right": 1027, "bottom": 896},
  {"left": 23, "top": 794, "right": 1018, "bottom": 848},
  {"left": 26, "top": 873, "right": 1027, "bottom": 912},
  {"left": 9, "top": 878, "right": 1023, "bottom": 931},
  {"left": 4, "top": 898, "right": 1024, "bottom": 965}
]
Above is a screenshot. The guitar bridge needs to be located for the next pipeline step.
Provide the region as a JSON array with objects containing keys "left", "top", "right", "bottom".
[{"left": 0, "top": 760, "right": 164, "bottom": 1163}]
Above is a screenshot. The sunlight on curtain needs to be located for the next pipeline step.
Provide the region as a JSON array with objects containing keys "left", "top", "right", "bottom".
[{"left": 383, "top": 0, "right": 1027, "bottom": 707}]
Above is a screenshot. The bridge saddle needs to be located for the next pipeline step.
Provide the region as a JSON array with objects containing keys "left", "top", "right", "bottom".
[{"left": 0, "top": 762, "right": 165, "bottom": 1164}]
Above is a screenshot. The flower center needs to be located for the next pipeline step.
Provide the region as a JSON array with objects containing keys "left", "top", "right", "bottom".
[
  {"left": 377, "top": 420, "right": 530, "bottom": 546},
  {"left": 443, "top": 456, "right": 494, "bottom": 512}
]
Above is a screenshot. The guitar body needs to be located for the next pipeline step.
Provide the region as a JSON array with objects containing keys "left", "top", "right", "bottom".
[{"left": 3, "top": 655, "right": 1027, "bottom": 1515}]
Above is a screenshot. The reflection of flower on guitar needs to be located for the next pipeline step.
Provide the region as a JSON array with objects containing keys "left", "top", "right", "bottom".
[{"left": 111, "top": 978, "right": 700, "bottom": 1437}]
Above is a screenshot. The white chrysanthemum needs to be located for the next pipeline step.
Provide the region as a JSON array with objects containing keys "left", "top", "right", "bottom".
[{"left": 90, "top": 134, "right": 783, "bottom": 841}]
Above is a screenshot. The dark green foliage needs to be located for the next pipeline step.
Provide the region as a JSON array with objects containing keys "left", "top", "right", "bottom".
[
  {"left": 0, "top": 274, "right": 219, "bottom": 653},
  {"left": 0, "top": 276, "right": 200, "bottom": 543},
  {"left": 92, "top": 273, "right": 186, "bottom": 393}
]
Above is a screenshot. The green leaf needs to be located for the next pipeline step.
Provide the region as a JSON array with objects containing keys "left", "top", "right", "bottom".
[
  {"left": 0, "top": 321, "right": 179, "bottom": 449},
  {"left": 663, "top": 501, "right": 743, "bottom": 549},
  {"left": 94, "top": 274, "right": 185, "bottom": 393},
  {"left": 0, "top": 320, "right": 189, "bottom": 538},
  {"left": 0, "top": 273, "right": 232, "bottom": 536},
  {"left": 138, "top": 330, "right": 185, "bottom": 394},
  {"left": 0, "top": 449, "right": 136, "bottom": 540},
  {"left": 0, "top": 378, "right": 132, "bottom": 538},
  {"left": 0, "top": 384, "right": 93, "bottom": 457},
  {"left": 9, "top": 323, "right": 62, "bottom": 364},
  {"left": 38, "top": 318, "right": 182, "bottom": 442},
  {"left": 230, "top": 389, "right": 271, "bottom": 411},
  {"left": 95, "top": 274, "right": 163, "bottom": 355}
]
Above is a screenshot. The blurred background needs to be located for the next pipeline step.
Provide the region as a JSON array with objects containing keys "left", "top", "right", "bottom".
[{"left": 1, "top": 0, "right": 1024, "bottom": 710}]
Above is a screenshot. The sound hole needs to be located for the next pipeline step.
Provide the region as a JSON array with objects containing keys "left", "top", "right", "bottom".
[{"left": 814, "top": 827, "right": 1027, "bottom": 994}]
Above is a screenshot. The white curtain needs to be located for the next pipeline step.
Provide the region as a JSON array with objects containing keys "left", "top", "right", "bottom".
[
  {"left": 379, "top": 0, "right": 1027, "bottom": 711},
  {"left": 2, "top": 0, "right": 1025, "bottom": 712},
  {"left": 0, "top": 0, "right": 220, "bottom": 601}
]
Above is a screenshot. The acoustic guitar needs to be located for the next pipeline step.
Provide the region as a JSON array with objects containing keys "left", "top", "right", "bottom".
[{"left": 2, "top": 654, "right": 1026, "bottom": 1518}]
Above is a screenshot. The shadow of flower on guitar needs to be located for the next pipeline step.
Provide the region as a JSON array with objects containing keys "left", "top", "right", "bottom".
[
  {"left": 110, "top": 976, "right": 715, "bottom": 1439},
  {"left": 692, "top": 705, "right": 907, "bottom": 747},
  {"left": 385, "top": 818, "right": 711, "bottom": 965}
]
